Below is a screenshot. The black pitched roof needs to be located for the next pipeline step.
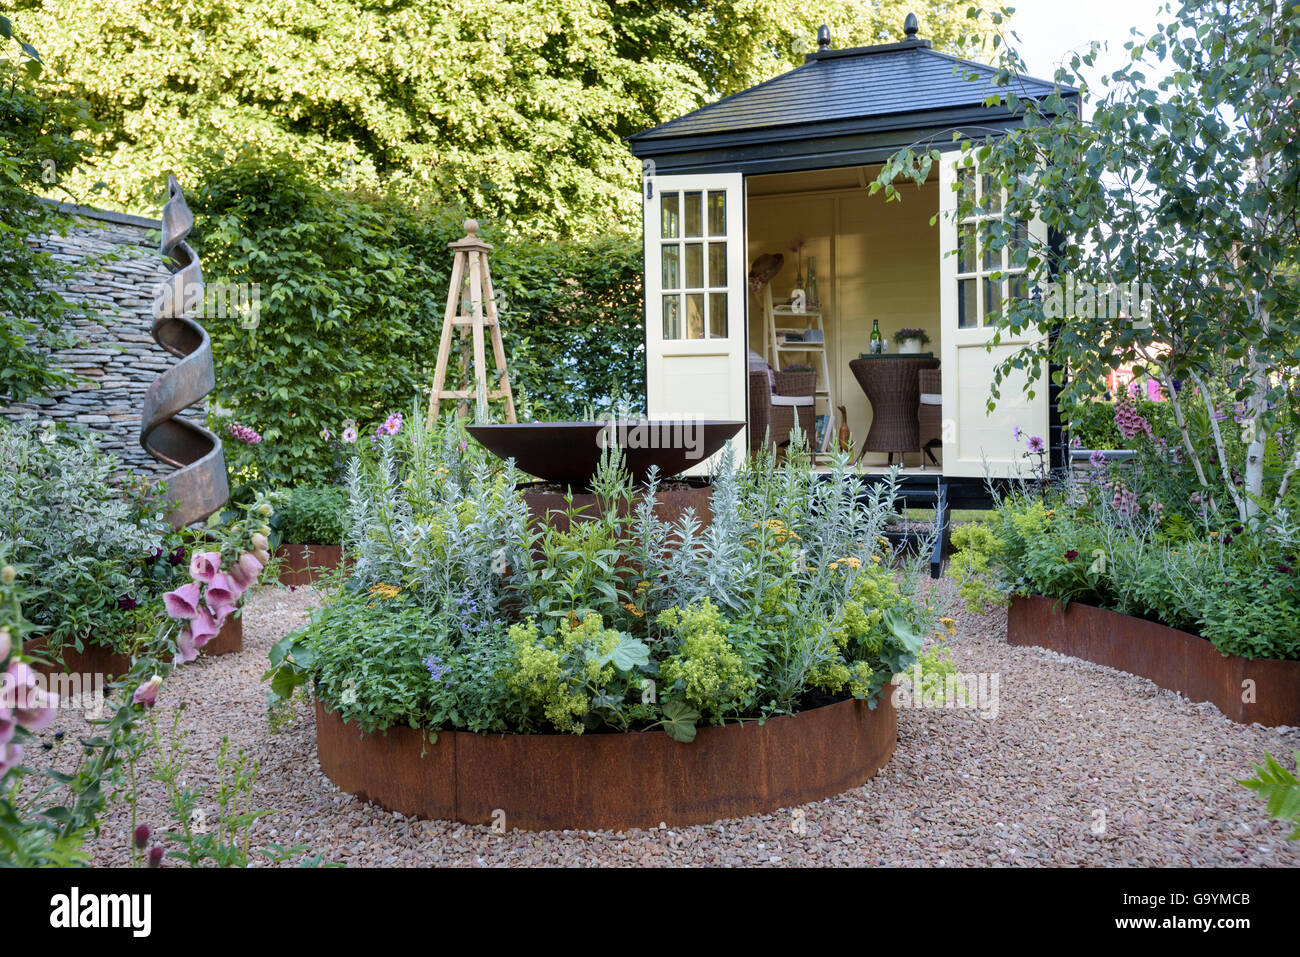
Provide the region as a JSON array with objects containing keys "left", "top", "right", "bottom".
[{"left": 629, "top": 37, "right": 1074, "bottom": 146}]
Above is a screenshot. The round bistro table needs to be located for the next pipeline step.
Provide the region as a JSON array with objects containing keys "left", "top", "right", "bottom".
[{"left": 848, "top": 355, "right": 941, "bottom": 465}]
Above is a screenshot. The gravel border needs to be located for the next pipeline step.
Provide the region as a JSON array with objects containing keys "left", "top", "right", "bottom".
[{"left": 23, "top": 579, "right": 1300, "bottom": 867}]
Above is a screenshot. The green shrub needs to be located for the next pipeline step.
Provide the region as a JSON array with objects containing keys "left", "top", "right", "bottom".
[
  {"left": 0, "top": 22, "right": 99, "bottom": 403},
  {"left": 0, "top": 419, "right": 185, "bottom": 651},
  {"left": 192, "top": 152, "right": 644, "bottom": 488},
  {"left": 270, "top": 484, "right": 347, "bottom": 545}
]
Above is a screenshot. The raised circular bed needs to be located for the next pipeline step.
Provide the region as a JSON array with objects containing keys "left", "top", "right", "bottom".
[
  {"left": 520, "top": 479, "right": 715, "bottom": 532},
  {"left": 1008, "top": 595, "right": 1300, "bottom": 726},
  {"left": 276, "top": 544, "right": 346, "bottom": 586},
  {"left": 315, "top": 693, "right": 897, "bottom": 831},
  {"left": 28, "top": 613, "right": 243, "bottom": 680}
]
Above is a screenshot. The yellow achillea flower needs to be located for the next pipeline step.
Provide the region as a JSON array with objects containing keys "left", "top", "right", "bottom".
[
  {"left": 938, "top": 616, "right": 957, "bottom": 636},
  {"left": 368, "top": 582, "right": 401, "bottom": 600},
  {"left": 870, "top": 554, "right": 883, "bottom": 564},
  {"left": 622, "top": 601, "right": 645, "bottom": 618}
]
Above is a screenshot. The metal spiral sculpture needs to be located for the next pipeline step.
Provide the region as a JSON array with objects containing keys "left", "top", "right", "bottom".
[{"left": 140, "top": 174, "right": 229, "bottom": 528}]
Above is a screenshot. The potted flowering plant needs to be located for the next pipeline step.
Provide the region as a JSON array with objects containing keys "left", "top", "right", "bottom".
[{"left": 894, "top": 328, "right": 931, "bottom": 354}]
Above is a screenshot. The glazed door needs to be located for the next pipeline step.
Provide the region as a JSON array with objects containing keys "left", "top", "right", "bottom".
[
  {"left": 938, "top": 157, "right": 1050, "bottom": 478},
  {"left": 643, "top": 171, "right": 747, "bottom": 471}
]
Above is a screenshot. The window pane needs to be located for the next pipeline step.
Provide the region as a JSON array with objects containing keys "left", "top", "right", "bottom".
[
  {"left": 984, "top": 277, "right": 1003, "bottom": 318},
  {"left": 685, "top": 243, "right": 704, "bottom": 288},
  {"left": 958, "top": 278, "right": 977, "bottom": 328},
  {"left": 708, "top": 242, "right": 727, "bottom": 287},
  {"left": 983, "top": 224, "right": 1000, "bottom": 271},
  {"left": 982, "top": 174, "right": 1002, "bottom": 214},
  {"left": 661, "top": 244, "right": 679, "bottom": 289},
  {"left": 1009, "top": 272, "right": 1028, "bottom": 302},
  {"left": 707, "top": 191, "right": 726, "bottom": 235},
  {"left": 958, "top": 223, "right": 976, "bottom": 274},
  {"left": 661, "top": 193, "right": 679, "bottom": 239},
  {"left": 686, "top": 293, "right": 705, "bottom": 339},
  {"left": 709, "top": 292, "right": 727, "bottom": 338},
  {"left": 1010, "top": 219, "right": 1029, "bottom": 267},
  {"left": 684, "top": 191, "right": 703, "bottom": 238},
  {"left": 957, "top": 167, "right": 976, "bottom": 215},
  {"left": 662, "top": 295, "right": 681, "bottom": 339}
]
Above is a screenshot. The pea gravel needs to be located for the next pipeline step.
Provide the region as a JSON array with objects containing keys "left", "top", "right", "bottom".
[{"left": 28, "top": 580, "right": 1300, "bottom": 867}]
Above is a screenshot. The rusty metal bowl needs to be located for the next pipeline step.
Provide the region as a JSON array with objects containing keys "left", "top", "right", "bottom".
[{"left": 467, "top": 420, "right": 744, "bottom": 488}]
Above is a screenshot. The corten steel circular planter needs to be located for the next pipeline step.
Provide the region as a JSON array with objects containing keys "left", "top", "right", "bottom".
[
  {"left": 27, "top": 613, "right": 243, "bottom": 679},
  {"left": 276, "top": 544, "right": 346, "bottom": 586},
  {"left": 520, "top": 479, "right": 715, "bottom": 532},
  {"left": 314, "top": 693, "right": 897, "bottom": 831},
  {"left": 1008, "top": 595, "right": 1300, "bottom": 727},
  {"left": 467, "top": 420, "right": 745, "bottom": 489}
]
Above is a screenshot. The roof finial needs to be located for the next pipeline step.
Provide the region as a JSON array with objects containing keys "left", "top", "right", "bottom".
[
  {"left": 817, "top": 24, "right": 831, "bottom": 51},
  {"left": 904, "top": 13, "right": 919, "bottom": 38}
]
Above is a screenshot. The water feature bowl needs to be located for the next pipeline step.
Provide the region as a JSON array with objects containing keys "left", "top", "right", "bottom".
[{"left": 466, "top": 420, "right": 744, "bottom": 488}]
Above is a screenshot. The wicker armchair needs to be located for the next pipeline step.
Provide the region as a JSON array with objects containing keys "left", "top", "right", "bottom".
[
  {"left": 917, "top": 367, "right": 942, "bottom": 468},
  {"left": 749, "top": 368, "right": 816, "bottom": 451}
]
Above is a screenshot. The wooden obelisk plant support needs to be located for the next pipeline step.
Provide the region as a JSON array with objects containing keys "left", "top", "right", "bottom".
[{"left": 426, "top": 219, "right": 517, "bottom": 427}]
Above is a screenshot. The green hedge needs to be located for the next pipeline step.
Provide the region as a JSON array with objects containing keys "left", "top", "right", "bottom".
[{"left": 192, "top": 151, "right": 644, "bottom": 488}]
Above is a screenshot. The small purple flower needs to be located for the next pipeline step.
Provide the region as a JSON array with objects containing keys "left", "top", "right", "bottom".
[
  {"left": 116, "top": 593, "right": 138, "bottom": 611},
  {"left": 1088, "top": 450, "right": 1107, "bottom": 469},
  {"left": 1069, "top": 435, "right": 1082, "bottom": 449},
  {"left": 341, "top": 427, "right": 358, "bottom": 444},
  {"left": 423, "top": 654, "right": 451, "bottom": 683},
  {"left": 1012, "top": 425, "right": 1022, "bottom": 442},
  {"left": 375, "top": 412, "right": 404, "bottom": 438},
  {"left": 1025, "top": 435, "right": 1045, "bottom": 454},
  {"left": 168, "top": 545, "right": 187, "bottom": 567}
]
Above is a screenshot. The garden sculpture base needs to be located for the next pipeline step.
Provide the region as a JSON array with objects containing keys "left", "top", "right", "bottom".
[
  {"left": 315, "top": 693, "right": 897, "bottom": 831},
  {"left": 1008, "top": 595, "right": 1300, "bottom": 727}
]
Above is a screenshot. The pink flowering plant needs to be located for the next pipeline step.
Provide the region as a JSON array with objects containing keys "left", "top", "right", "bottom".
[{"left": 160, "top": 500, "right": 274, "bottom": 664}]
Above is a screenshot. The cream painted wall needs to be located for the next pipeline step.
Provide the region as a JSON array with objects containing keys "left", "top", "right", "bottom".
[{"left": 746, "top": 172, "right": 940, "bottom": 466}]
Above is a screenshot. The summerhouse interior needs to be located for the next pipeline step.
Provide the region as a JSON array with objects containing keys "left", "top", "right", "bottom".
[{"left": 745, "top": 162, "right": 941, "bottom": 471}]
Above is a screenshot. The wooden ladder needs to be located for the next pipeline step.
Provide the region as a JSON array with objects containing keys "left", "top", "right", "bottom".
[{"left": 426, "top": 219, "right": 518, "bottom": 426}]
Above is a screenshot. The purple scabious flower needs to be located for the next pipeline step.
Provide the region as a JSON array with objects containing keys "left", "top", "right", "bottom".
[{"left": 1025, "top": 435, "right": 1045, "bottom": 454}]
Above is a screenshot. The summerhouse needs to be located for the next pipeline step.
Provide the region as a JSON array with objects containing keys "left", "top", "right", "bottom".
[{"left": 627, "top": 14, "right": 1078, "bottom": 503}]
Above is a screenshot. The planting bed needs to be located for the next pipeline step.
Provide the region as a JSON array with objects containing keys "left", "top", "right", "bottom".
[
  {"left": 28, "top": 613, "right": 243, "bottom": 680},
  {"left": 276, "top": 544, "right": 346, "bottom": 587},
  {"left": 314, "top": 694, "right": 897, "bottom": 831},
  {"left": 1008, "top": 595, "right": 1300, "bottom": 727}
]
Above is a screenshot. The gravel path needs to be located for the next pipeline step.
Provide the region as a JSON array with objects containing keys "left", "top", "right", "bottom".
[{"left": 27, "top": 580, "right": 1300, "bottom": 867}]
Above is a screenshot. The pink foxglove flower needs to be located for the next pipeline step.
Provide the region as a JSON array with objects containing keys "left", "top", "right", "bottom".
[
  {"left": 0, "top": 703, "right": 15, "bottom": 746},
  {"left": 132, "top": 675, "right": 163, "bottom": 708},
  {"left": 204, "top": 572, "right": 242, "bottom": 620},
  {"left": 5, "top": 661, "right": 58, "bottom": 731},
  {"left": 163, "top": 581, "right": 203, "bottom": 620},
  {"left": 189, "top": 550, "right": 223, "bottom": 584},
  {"left": 174, "top": 626, "right": 199, "bottom": 665},
  {"left": 0, "top": 742, "right": 23, "bottom": 778},
  {"left": 228, "top": 551, "right": 264, "bottom": 590},
  {"left": 190, "top": 607, "right": 223, "bottom": 648}
]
